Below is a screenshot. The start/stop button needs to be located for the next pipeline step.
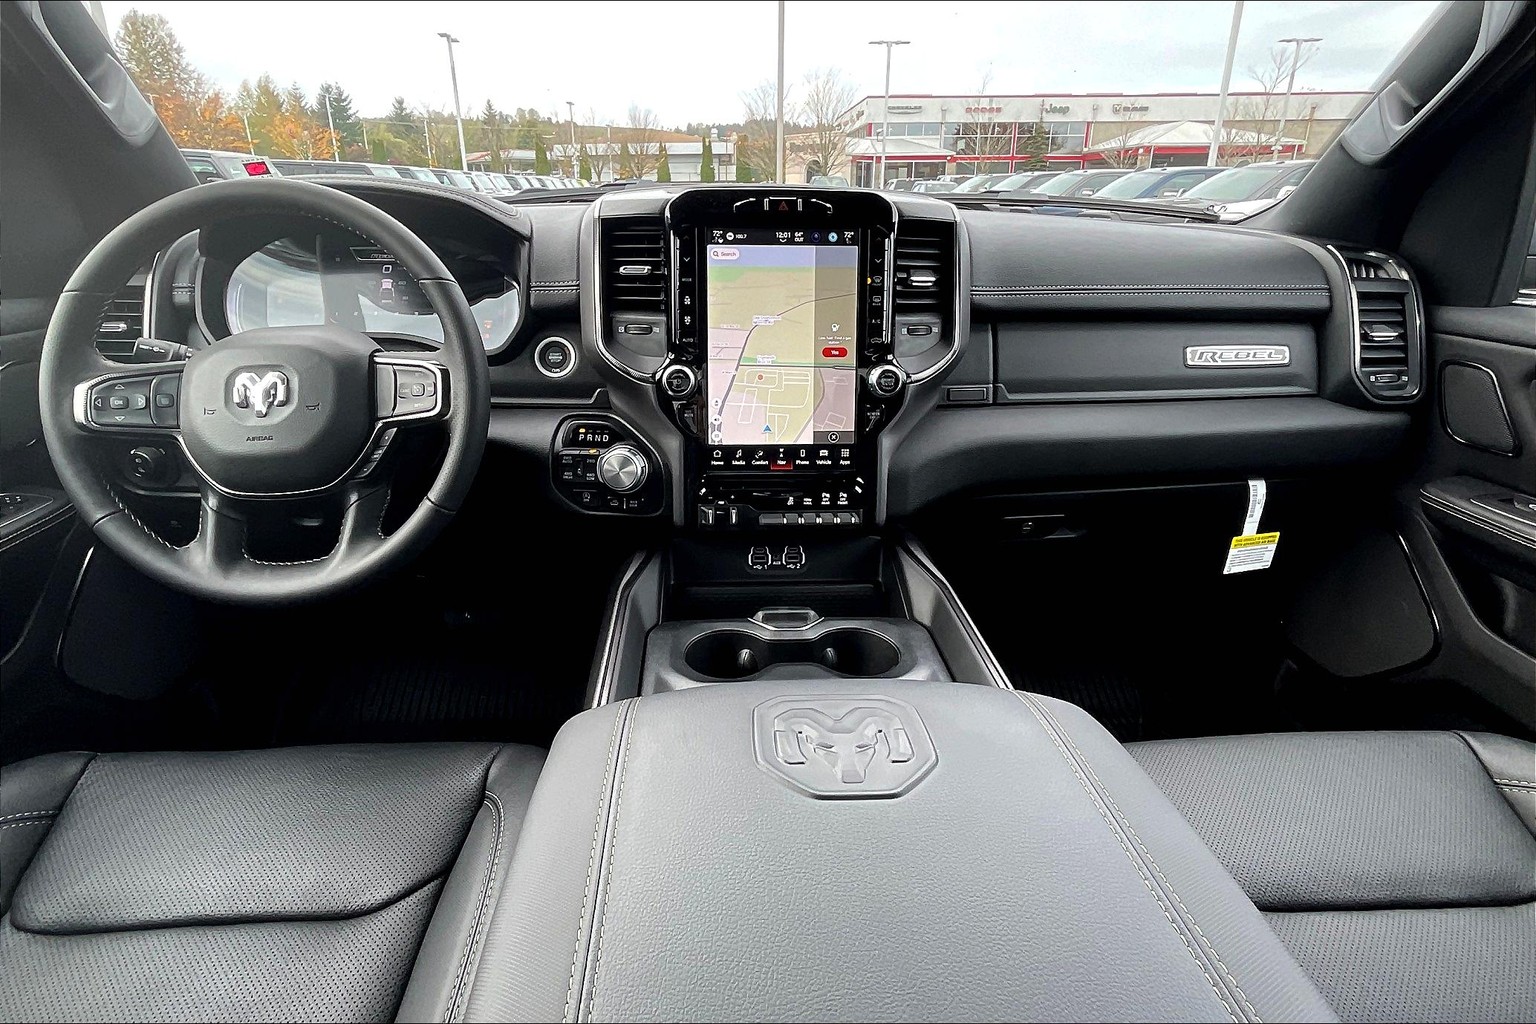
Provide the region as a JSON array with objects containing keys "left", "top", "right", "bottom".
[{"left": 535, "top": 337, "right": 576, "bottom": 378}]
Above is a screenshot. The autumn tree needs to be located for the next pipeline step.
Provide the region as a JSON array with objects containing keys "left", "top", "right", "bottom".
[
  {"left": 534, "top": 136, "right": 551, "bottom": 174},
  {"left": 655, "top": 143, "right": 671, "bottom": 182},
  {"left": 699, "top": 135, "right": 715, "bottom": 182},
  {"left": 115, "top": 10, "right": 211, "bottom": 144},
  {"left": 800, "top": 68, "right": 856, "bottom": 181}
]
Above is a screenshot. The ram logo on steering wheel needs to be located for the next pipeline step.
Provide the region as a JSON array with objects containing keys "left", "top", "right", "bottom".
[{"left": 231, "top": 370, "right": 290, "bottom": 418}]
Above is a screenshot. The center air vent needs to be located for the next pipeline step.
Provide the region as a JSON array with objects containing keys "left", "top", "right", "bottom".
[
  {"left": 1340, "top": 249, "right": 1420, "bottom": 402},
  {"left": 95, "top": 280, "right": 146, "bottom": 357},
  {"left": 601, "top": 217, "right": 668, "bottom": 351},
  {"left": 892, "top": 220, "right": 954, "bottom": 359}
]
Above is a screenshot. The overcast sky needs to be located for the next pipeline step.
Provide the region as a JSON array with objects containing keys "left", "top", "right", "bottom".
[{"left": 100, "top": 1, "right": 1437, "bottom": 125}]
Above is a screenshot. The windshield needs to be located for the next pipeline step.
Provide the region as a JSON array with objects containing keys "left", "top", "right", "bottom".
[
  {"left": 106, "top": 1, "right": 1434, "bottom": 209},
  {"left": 1093, "top": 170, "right": 1171, "bottom": 199},
  {"left": 1181, "top": 164, "right": 1287, "bottom": 202},
  {"left": 1034, "top": 173, "right": 1093, "bottom": 196}
]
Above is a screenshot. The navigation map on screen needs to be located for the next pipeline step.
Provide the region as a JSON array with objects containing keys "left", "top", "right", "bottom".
[{"left": 706, "top": 242, "right": 858, "bottom": 446}]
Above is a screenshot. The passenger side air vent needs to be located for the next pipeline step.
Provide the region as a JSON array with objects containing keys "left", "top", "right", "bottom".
[
  {"left": 601, "top": 217, "right": 668, "bottom": 351},
  {"left": 95, "top": 280, "right": 146, "bottom": 357},
  {"left": 892, "top": 220, "right": 954, "bottom": 360},
  {"left": 1340, "top": 249, "right": 1420, "bottom": 402}
]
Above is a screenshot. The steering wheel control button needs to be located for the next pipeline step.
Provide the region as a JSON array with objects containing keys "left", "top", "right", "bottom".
[
  {"left": 150, "top": 375, "right": 180, "bottom": 426},
  {"left": 597, "top": 445, "right": 649, "bottom": 494},
  {"left": 123, "top": 446, "right": 170, "bottom": 485},
  {"left": 385, "top": 364, "right": 441, "bottom": 418},
  {"left": 89, "top": 378, "right": 157, "bottom": 426},
  {"left": 659, "top": 364, "right": 698, "bottom": 400},
  {"left": 534, "top": 337, "right": 577, "bottom": 378},
  {"left": 867, "top": 363, "right": 908, "bottom": 399}
]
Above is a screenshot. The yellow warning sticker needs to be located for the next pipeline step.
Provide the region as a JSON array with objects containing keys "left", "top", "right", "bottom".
[{"left": 1224, "top": 532, "right": 1280, "bottom": 574}]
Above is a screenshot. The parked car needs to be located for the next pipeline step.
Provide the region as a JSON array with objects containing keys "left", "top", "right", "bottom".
[
  {"left": 981, "top": 170, "right": 1062, "bottom": 194},
  {"left": 267, "top": 159, "right": 377, "bottom": 177},
  {"left": 911, "top": 180, "right": 958, "bottom": 193},
  {"left": 430, "top": 168, "right": 477, "bottom": 190},
  {"left": 950, "top": 172, "right": 1013, "bottom": 193},
  {"left": 1014, "top": 167, "right": 1133, "bottom": 198},
  {"left": 1090, "top": 165, "right": 1229, "bottom": 200},
  {"left": 1171, "top": 160, "right": 1319, "bottom": 219},
  {"left": 810, "top": 174, "right": 851, "bottom": 187},
  {"left": 882, "top": 178, "right": 917, "bottom": 191},
  {"left": 178, "top": 148, "right": 278, "bottom": 182}
]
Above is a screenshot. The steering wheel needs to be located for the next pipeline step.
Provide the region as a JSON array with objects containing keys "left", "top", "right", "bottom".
[{"left": 39, "top": 178, "right": 489, "bottom": 605}]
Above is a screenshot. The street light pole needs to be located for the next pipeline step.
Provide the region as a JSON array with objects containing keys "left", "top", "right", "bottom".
[
  {"left": 567, "top": 100, "right": 578, "bottom": 178},
  {"left": 775, "top": 1, "right": 786, "bottom": 183},
  {"left": 323, "top": 89, "right": 339, "bottom": 161},
  {"left": 1274, "top": 36, "right": 1322, "bottom": 160},
  {"left": 437, "top": 32, "right": 469, "bottom": 171},
  {"left": 1208, "top": 1, "right": 1243, "bottom": 166},
  {"left": 868, "top": 40, "right": 909, "bottom": 188}
]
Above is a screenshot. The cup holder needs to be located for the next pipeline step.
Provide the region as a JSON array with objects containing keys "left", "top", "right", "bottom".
[{"left": 684, "top": 627, "right": 901, "bottom": 680}]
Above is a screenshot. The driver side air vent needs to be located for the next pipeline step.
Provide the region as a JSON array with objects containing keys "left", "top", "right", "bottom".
[
  {"left": 1341, "top": 249, "right": 1421, "bottom": 402},
  {"left": 892, "top": 220, "right": 954, "bottom": 355},
  {"left": 601, "top": 217, "right": 668, "bottom": 351},
  {"left": 95, "top": 279, "right": 146, "bottom": 357}
]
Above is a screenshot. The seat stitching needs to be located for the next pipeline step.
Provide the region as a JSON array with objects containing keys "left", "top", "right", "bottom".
[
  {"left": 1010, "top": 691, "right": 1241, "bottom": 1024},
  {"left": 444, "top": 792, "right": 503, "bottom": 1023},
  {"left": 0, "top": 821, "right": 51, "bottom": 831},
  {"left": 1032, "top": 697, "right": 1262, "bottom": 1022},
  {"left": 585, "top": 700, "right": 638, "bottom": 1021},
  {"left": 563, "top": 706, "right": 627, "bottom": 1024},
  {"left": 1492, "top": 778, "right": 1536, "bottom": 788},
  {"left": 0, "top": 811, "right": 56, "bottom": 824}
]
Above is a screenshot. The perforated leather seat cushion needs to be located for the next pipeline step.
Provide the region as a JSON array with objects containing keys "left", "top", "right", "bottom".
[
  {"left": 1130, "top": 731, "right": 1536, "bottom": 1023},
  {"left": 0, "top": 742, "right": 544, "bottom": 1023}
]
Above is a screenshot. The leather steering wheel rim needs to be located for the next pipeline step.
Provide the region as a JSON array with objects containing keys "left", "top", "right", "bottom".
[{"left": 39, "top": 177, "right": 490, "bottom": 604}]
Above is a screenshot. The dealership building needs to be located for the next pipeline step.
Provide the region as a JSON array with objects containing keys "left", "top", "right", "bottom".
[{"left": 837, "top": 91, "right": 1370, "bottom": 186}]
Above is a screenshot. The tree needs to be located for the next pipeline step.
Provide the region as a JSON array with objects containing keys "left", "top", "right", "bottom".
[
  {"left": 314, "top": 82, "right": 362, "bottom": 153},
  {"left": 1221, "top": 43, "right": 1320, "bottom": 164},
  {"left": 115, "top": 11, "right": 212, "bottom": 145},
  {"left": 799, "top": 68, "right": 856, "bottom": 181},
  {"left": 735, "top": 138, "right": 756, "bottom": 182},
  {"left": 617, "top": 141, "right": 636, "bottom": 178},
  {"left": 579, "top": 149, "right": 594, "bottom": 181},
  {"left": 952, "top": 73, "right": 1015, "bottom": 173},
  {"left": 655, "top": 143, "right": 671, "bottom": 182},
  {"left": 624, "top": 105, "right": 662, "bottom": 177},
  {"left": 534, "top": 135, "right": 551, "bottom": 174},
  {"left": 738, "top": 81, "right": 794, "bottom": 182},
  {"left": 699, "top": 136, "right": 715, "bottom": 182}
]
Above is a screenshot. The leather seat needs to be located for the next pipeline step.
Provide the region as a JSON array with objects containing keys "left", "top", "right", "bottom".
[
  {"left": 1129, "top": 730, "right": 1536, "bottom": 1023},
  {"left": 0, "top": 743, "right": 544, "bottom": 1023}
]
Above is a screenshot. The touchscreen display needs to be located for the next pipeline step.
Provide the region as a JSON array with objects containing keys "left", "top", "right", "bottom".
[{"left": 705, "top": 234, "right": 858, "bottom": 447}]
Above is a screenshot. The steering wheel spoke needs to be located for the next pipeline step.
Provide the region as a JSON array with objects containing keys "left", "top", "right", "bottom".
[
  {"left": 180, "top": 485, "right": 249, "bottom": 574},
  {"left": 74, "top": 364, "right": 185, "bottom": 436},
  {"left": 373, "top": 351, "right": 449, "bottom": 426},
  {"left": 336, "top": 480, "right": 395, "bottom": 560}
]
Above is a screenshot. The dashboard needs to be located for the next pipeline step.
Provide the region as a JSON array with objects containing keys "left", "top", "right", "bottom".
[{"left": 129, "top": 178, "right": 1424, "bottom": 530}]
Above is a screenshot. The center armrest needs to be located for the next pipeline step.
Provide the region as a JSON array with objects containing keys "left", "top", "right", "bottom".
[{"left": 461, "top": 681, "right": 1336, "bottom": 1022}]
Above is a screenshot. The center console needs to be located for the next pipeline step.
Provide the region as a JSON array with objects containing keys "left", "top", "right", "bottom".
[{"left": 655, "top": 189, "right": 907, "bottom": 531}]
